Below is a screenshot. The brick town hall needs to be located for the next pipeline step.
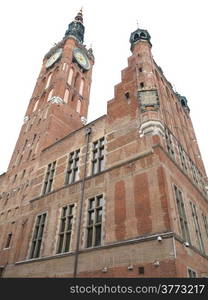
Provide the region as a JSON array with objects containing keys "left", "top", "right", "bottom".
[{"left": 0, "top": 9, "right": 208, "bottom": 278}]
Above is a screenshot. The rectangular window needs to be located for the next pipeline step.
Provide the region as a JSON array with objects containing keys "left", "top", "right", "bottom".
[
  {"left": 65, "top": 150, "right": 80, "bottom": 185},
  {"left": 5, "top": 233, "right": 12, "bottom": 249},
  {"left": 187, "top": 268, "right": 197, "bottom": 278},
  {"left": 165, "top": 128, "right": 174, "bottom": 158},
  {"left": 174, "top": 185, "right": 190, "bottom": 242},
  {"left": 92, "top": 137, "right": 105, "bottom": 175},
  {"left": 86, "top": 195, "right": 103, "bottom": 248},
  {"left": 57, "top": 204, "right": 74, "bottom": 253},
  {"left": 13, "top": 174, "right": 17, "bottom": 183},
  {"left": 23, "top": 139, "right": 28, "bottom": 151},
  {"left": 29, "top": 213, "right": 46, "bottom": 259},
  {"left": 202, "top": 213, "right": 208, "bottom": 238},
  {"left": 190, "top": 202, "right": 205, "bottom": 254},
  {"left": 42, "top": 161, "right": 56, "bottom": 194}
]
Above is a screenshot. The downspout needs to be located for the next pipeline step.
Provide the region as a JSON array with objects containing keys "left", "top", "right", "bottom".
[{"left": 73, "top": 127, "right": 91, "bottom": 278}]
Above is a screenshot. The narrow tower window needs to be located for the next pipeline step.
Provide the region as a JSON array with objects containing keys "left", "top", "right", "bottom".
[
  {"left": 65, "top": 149, "right": 80, "bottom": 185},
  {"left": 27, "top": 149, "right": 32, "bottom": 160},
  {"left": 76, "top": 99, "right": 82, "bottom": 114},
  {"left": 33, "top": 99, "right": 39, "bottom": 112},
  {"left": 86, "top": 195, "right": 103, "bottom": 248},
  {"left": 29, "top": 213, "right": 46, "bottom": 259},
  {"left": 23, "top": 139, "right": 28, "bottom": 151},
  {"left": 202, "top": 214, "right": 208, "bottom": 238},
  {"left": 174, "top": 185, "right": 190, "bottom": 243},
  {"left": 57, "top": 204, "right": 74, "bottom": 253},
  {"left": 190, "top": 202, "right": 205, "bottom": 253},
  {"left": 187, "top": 268, "right": 197, "bottom": 278},
  {"left": 67, "top": 68, "right": 74, "bottom": 85},
  {"left": 47, "top": 89, "right": 54, "bottom": 102},
  {"left": 79, "top": 78, "right": 84, "bottom": 96},
  {"left": 42, "top": 161, "right": 56, "bottom": 194},
  {"left": 92, "top": 137, "right": 105, "bottom": 175},
  {"left": 64, "top": 89, "right": 70, "bottom": 103},
  {"left": 178, "top": 145, "right": 187, "bottom": 173},
  {"left": 5, "top": 233, "right": 12, "bottom": 249},
  {"left": 32, "top": 134, "right": 37, "bottom": 145},
  {"left": 13, "top": 174, "right": 17, "bottom": 183},
  {"left": 62, "top": 63, "right": 68, "bottom": 72},
  {"left": 165, "top": 128, "right": 175, "bottom": 159},
  {"left": 45, "top": 73, "right": 52, "bottom": 89},
  {"left": 125, "top": 91, "right": 130, "bottom": 99},
  {"left": 22, "top": 169, "right": 26, "bottom": 179}
]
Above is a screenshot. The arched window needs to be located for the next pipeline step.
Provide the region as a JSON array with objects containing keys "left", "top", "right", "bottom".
[
  {"left": 79, "top": 78, "right": 84, "bottom": 96},
  {"left": 33, "top": 99, "right": 39, "bottom": 112},
  {"left": 45, "top": 73, "right": 52, "bottom": 89},
  {"left": 76, "top": 100, "right": 81, "bottom": 114},
  {"left": 67, "top": 68, "right": 74, "bottom": 85},
  {"left": 47, "top": 89, "right": 54, "bottom": 102},
  {"left": 64, "top": 89, "right": 70, "bottom": 103}
]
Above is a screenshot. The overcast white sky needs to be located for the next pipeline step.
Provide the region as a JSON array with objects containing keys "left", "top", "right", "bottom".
[{"left": 0, "top": 0, "right": 207, "bottom": 175}]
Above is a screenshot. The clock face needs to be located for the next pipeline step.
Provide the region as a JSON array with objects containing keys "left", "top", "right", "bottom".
[
  {"left": 73, "top": 48, "right": 90, "bottom": 71},
  {"left": 46, "top": 48, "right": 63, "bottom": 68}
]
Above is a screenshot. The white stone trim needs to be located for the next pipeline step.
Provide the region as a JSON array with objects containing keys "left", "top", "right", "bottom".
[
  {"left": 48, "top": 96, "right": 64, "bottom": 105},
  {"left": 139, "top": 120, "right": 165, "bottom": 138}
]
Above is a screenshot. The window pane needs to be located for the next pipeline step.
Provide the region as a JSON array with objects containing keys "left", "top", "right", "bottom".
[
  {"left": 39, "top": 225, "right": 45, "bottom": 238},
  {"left": 35, "top": 240, "right": 42, "bottom": 258},
  {"left": 99, "top": 157, "right": 104, "bottom": 171},
  {"left": 96, "top": 208, "right": 102, "bottom": 223},
  {"left": 64, "top": 232, "right": 71, "bottom": 252},
  {"left": 97, "top": 196, "right": 103, "bottom": 207},
  {"left": 100, "top": 138, "right": 105, "bottom": 146},
  {"left": 67, "top": 216, "right": 73, "bottom": 231},
  {"left": 95, "top": 225, "right": 101, "bottom": 246},
  {"left": 57, "top": 234, "right": 64, "bottom": 253},
  {"left": 93, "top": 142, "right": 98, "bottom": 149},
  {"left": 33, "top": 226, "right": 39, "bottom": 239},
  {"left": 89, "top": 199, "right": 95, "bottom": 209},
  {"left": 92, "top": 161, "right": 97, "bottom": 174},
  {"left": 87, "top": 228, "right": 93, "bottom": 248},
  {"left": 69, "top": 205, "right": 74, "bottom": 215},
  {"left": 93, "top": 149, "right": 98, "bottom": 159},
  {"left": 74, "top": 169, "right": 79, "bottom": 181},
  {"left": 60, "top": 218, "right": 66, "bottom": 232},
  {"left": 88, "top": 211, "right": 95, "bottom": 225},
  {"left": 62, "top": 207, "right": 67, "bottom": 217}
]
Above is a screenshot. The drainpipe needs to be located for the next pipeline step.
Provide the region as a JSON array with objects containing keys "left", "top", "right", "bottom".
[{"left": 73, "top": 127, "right": 91, "bottom": 278}]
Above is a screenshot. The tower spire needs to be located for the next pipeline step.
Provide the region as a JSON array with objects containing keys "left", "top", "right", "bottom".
[
  {"left": 64, "top": 8, "right": 85, "bottom": 44},
  {"left": 74, "top": 8, "right": 83, "bottom": 23}
]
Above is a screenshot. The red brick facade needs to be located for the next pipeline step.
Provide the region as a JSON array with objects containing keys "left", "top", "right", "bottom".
[{"left": 0, "top": 12, "right": 208, "bottom": 278}]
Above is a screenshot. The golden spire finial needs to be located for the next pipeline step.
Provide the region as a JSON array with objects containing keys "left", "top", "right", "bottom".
[{"left": 75, "top": 7, "right": 83, "bottom": 23}]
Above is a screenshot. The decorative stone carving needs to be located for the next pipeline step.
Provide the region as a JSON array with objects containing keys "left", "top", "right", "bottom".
[
  {"left": 48, "top": 96, "right": 64, "bottom": 105},
  {"left": 139, "top": 120, "right": 165, "bottom": 138}
]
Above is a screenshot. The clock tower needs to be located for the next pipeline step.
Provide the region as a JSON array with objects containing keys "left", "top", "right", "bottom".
[{"left": 8, "top": 9, "right": 94, "bottom": 170}]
